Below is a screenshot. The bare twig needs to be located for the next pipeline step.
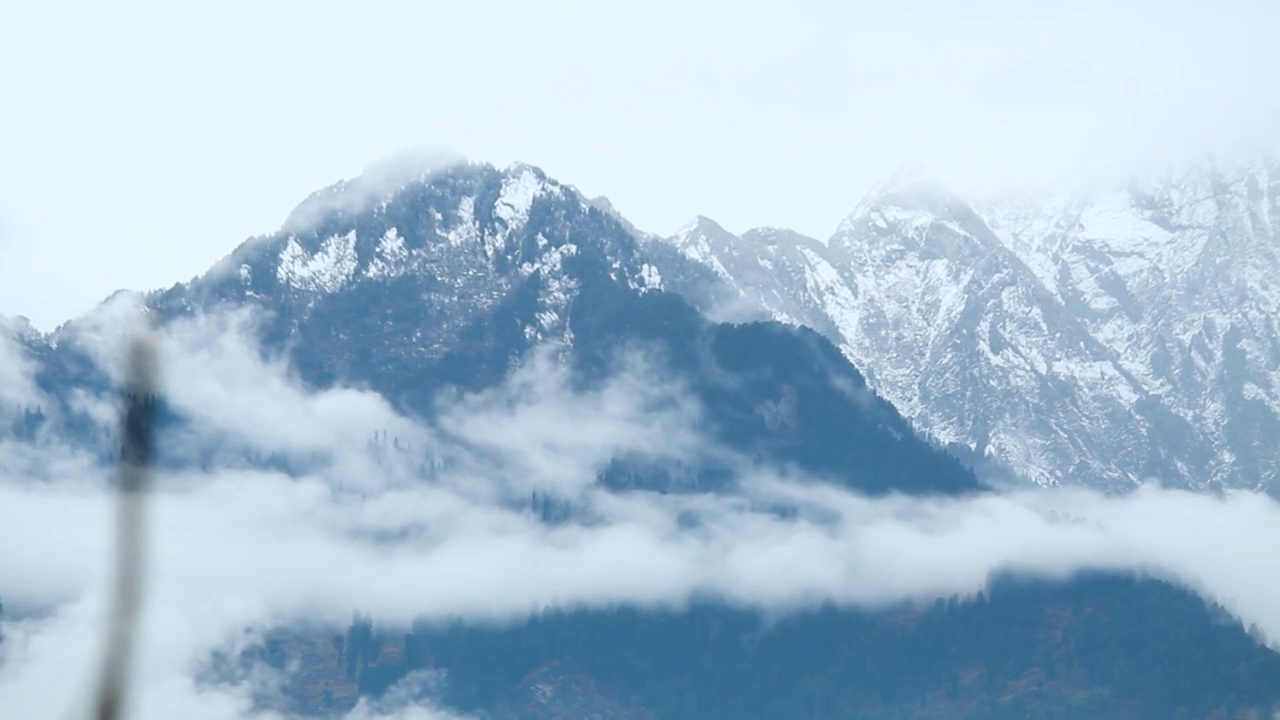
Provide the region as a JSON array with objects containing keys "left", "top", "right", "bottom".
[{"left": 92, "top": 326, "right": 159, "bottom": 720}]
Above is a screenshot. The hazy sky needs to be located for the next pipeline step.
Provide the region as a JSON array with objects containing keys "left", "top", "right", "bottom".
[{"left": 1, "top": 0, "right": 1277, "bottom": 328}]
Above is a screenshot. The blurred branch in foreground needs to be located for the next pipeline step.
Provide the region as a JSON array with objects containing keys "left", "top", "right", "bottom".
[{"left": 92, "top": 325, "right": 159, "bottom": 720}]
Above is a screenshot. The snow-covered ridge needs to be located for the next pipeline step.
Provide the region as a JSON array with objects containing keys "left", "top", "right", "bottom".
[
  {"left": 365, "top": 228, "right": 408, "bottom": 280},
  {"left": 278, "top": 231, "right": 359, "bottom": 292},
  {"left": 102, "top": 152, "right": 1280, "bottom": 493},
  {"left": 270, "top": 162, "right": 568, "bottom": 296},
  {"left": 650, "top": 156, "right": 1280, "bottom": 492},
  {"left": 495, "top": 165, "right": 547, "bottom": 230},
  {"left": 209, "top": 160, "right": 662, "bottom": 355}
]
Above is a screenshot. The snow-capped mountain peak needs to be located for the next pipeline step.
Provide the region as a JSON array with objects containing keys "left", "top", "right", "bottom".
[
  {"left": 41, "top": 152, "right": 1279, "bottom": 494},
  {"left": 836, "top": 162, "right": 994, "bottom": 254},
  {"left": 666, "top": 216, "right": 741, "bottom": 280},
  {"left": 674, "top": 215, "right": 732, "bottom": 239},
  {"left": 652, "top": 154, "right": 1280, "bottom": 492},
  {"left": 156, "top": 162, "right": 663, "bottom": 367}
]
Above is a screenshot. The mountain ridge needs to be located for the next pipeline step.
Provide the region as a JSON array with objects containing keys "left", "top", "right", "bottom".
[
  {"left": 7, "top": 153, "right": 1278, "bottom": 493},
  {"left": 651, "top": 155, "right": 1280, "bottom": 492},
  {"left": 3, "top": 159, "right": 984, "bottom": 498}
]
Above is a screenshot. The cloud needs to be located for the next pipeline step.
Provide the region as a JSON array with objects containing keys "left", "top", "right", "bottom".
[
  {"left": 44, "top": 304, "right": 427, "bottom": 487},
  {"left": 432, "top": 346, "right": 706, "bottom": 498},
  {"left": 157, "top": 310, "right": 424, "bottom": 467},
  {"left": 54, "top": 290, "right": 152, "bottom": 376},
  {"left": 343, "top": 672, "right": 471, "bottom": 720},
  {"left": 0, "top": 316, "right": 40, "bottom": 410},
  {"left": 279, "top": 147, "right": 468, "bottom": 236},
  {"left": 10, "top": 466, "right": 1280, "bottom": 718},
  {"left": 6, "top": 309, "right": 1280, "bottom": 717}
]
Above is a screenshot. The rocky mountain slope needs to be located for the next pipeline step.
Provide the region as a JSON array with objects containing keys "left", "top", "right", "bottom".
[
  {"left": 8, "top": 155, "right": 1277, "bottom": 492},
  {"left": 652, "top": 157, "right": 1280, "bottom": 492},
  {"left": 4, "top": 160, "right": 980, "bottom": 497}
]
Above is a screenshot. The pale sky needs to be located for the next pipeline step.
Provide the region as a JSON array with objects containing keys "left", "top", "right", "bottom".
[{"left": 1, "top": 0, "right": 1277, "bottom": 329}]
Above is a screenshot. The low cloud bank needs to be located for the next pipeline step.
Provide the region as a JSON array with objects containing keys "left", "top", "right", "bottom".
[
  {"left": 0, "top": 317, "right": 40, "bottom": 410},
  {"left": 0, "top": 309, "right": 1278, "bottom": 718}
]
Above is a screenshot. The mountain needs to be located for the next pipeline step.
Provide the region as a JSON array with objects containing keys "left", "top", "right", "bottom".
[
  {"left": 980, "top": 159, "right": 1280, "bottom": 491},
  {"left": 6, "top": 157, "right": 1280, "bottom": 718},
  {"left": 9, "top": 160, "right": 979, "bottom": 497},
  {"left": 241, "top": 572, "right": 1280, "bottom": 719},
  {"left": 652, "top": 157, "right": 1280, "bottom": 492}
]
